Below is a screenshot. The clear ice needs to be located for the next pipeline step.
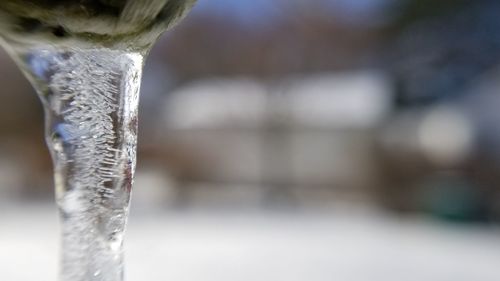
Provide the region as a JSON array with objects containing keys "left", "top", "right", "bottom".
[{"left": 18, "top": 47, "right": 143, "bottom": 281}]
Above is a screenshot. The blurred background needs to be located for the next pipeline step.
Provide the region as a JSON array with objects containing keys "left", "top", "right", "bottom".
[{"left": 2, "top": 0, "right": 500, "bottom": 280}]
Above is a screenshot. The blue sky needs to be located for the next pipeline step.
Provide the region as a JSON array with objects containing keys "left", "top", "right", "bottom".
[
  {"left": 189, "top": 0, "right": 390, "bottom": 26},
  {"left": 190, "top": 0, "right": 281, "bottom": 26}
]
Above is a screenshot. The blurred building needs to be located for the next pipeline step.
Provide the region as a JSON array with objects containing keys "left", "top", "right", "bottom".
[
  {"left": 0, "top": 0, "right": 499, "bottom": 222},
  {"left": 140, "top": 72, "right": 392, "bottom": 207}
]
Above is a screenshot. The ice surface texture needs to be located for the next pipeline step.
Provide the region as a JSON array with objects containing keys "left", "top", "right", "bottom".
[
  {"left": 0, "top": 1, "right": 197, "bottom": 280},
  {"left": 23, "top": 48, "right": 143, "bottom": 281}
]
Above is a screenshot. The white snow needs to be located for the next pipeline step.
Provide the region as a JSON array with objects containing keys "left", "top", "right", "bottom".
[{"left": 1, "top": 205, "right": 500, "bottom": 281}]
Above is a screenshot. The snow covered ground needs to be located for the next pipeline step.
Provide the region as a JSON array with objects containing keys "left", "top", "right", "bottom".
[{"left": 1, "top": 204, "right": 500, "bottom": 281}]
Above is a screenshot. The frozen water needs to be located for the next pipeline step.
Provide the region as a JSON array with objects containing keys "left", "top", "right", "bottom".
[
  {"left": 0, "top": 2, "right": 196, "bottom": 280},
  {"left": 2, "top": 206, "right": 500, "bottom": 281},
  {"left": 20, "top": 48, "right": 143, "bottom": 281}
]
